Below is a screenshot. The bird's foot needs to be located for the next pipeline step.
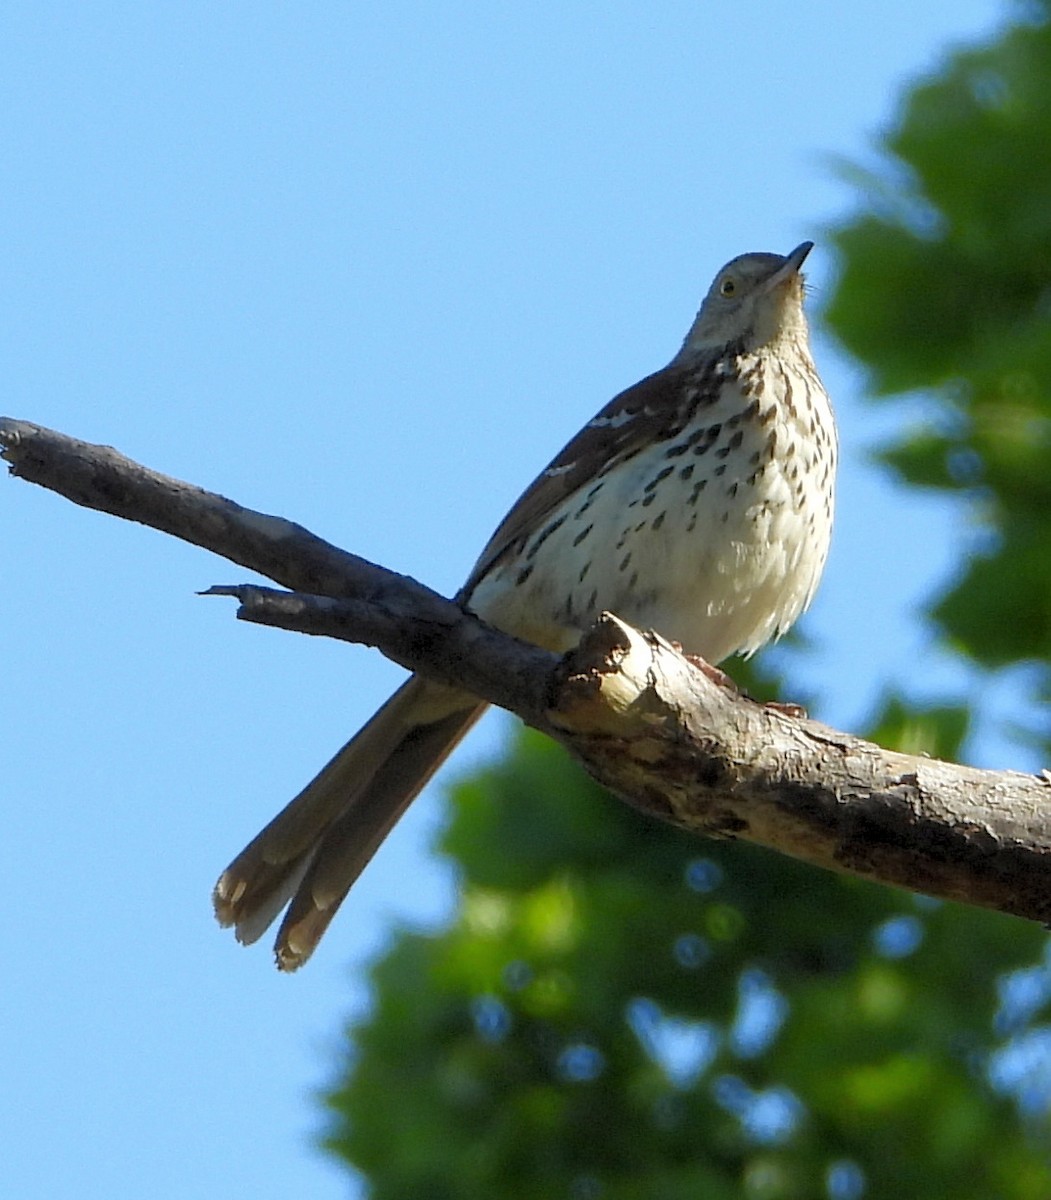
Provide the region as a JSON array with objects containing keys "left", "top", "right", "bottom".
[
  {"left": 675, "top": 643, "right": 808, "bottom": 718},
  {"left": 672, "top": 644, "right": 739, "bottom": 691},
  {"left": 683, "top": 654, "right": 739, "bottom": 692}
]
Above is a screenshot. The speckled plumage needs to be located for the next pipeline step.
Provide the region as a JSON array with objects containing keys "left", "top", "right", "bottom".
[
  {"left": 466, "top": 339, "right": 834, "bottom": 663},
  {"left": 214, "top": 242, "right": 837, "bottom": 969}
]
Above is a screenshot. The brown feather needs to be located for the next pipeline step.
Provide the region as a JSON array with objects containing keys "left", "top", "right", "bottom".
[
  {"left": 273, "top": 697, "right": 485, "bottom": 970},
  {"left": 214, "top": 675, "right": 482, "bottom": 960},
  {"left": 460, "top": 362, "right": 719, "bottom": 599}
]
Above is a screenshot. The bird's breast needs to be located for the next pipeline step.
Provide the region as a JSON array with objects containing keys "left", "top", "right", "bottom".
[{"left": 469, "top": 352, "right": 836, "bottom": 665}]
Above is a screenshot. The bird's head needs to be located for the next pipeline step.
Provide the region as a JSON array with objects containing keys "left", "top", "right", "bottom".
[{"left": 676, "top": 241, "right": 813, "bottom": 360}]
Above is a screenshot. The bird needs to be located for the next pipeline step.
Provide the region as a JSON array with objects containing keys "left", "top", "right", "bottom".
[{"left": 213, "top": 241, "right": 837, "bottom": 970}]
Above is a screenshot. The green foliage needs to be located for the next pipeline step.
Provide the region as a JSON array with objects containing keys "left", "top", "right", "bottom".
[
  {"left": 326, "top": 8, "right": 1051, "bottom": 1197},
  {"left": 860, "top": 691, "right": 969, "bottom": 761},
  {"left": 327, "top": 730, "right": 1050, "bottom": 1199},
  {"left": 825, "top": 3, "right": 1051, "bottom": 681}
]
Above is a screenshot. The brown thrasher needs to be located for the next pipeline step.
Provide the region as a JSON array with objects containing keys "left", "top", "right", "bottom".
[{"left": 214, "top": 241, "right": 837, "bottom": 969}]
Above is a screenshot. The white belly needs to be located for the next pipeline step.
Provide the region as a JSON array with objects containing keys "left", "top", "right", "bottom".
[{"left": 469, "top": 353, "right": 836, "bottom": 664}]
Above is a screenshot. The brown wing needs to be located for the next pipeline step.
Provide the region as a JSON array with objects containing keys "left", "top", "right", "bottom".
[{"left": 460, "top": 362, "right": 703, "bottom": 598}]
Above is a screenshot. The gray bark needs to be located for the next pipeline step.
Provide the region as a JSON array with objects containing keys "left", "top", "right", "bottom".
[{"left": 4, "top": 415, "right": 1050, "bottom": 924}]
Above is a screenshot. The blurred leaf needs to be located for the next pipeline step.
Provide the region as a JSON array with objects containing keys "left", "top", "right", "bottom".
[
  {"left": 934, "top": 535, "right": 1051, "bottom": 667},
  {"left": 862, "top": 691, "right": 970, "bottom": 760},
  {"left": 826, "top": 3, "right": 1051, "bottom": 745},
  {"left": 326, "top": 731, "right": 1050, "bottom": 1199}
]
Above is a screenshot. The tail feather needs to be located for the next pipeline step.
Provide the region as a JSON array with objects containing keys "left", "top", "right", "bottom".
[
  {"left": 274, "top": 703, "right": 485, "bottom": 970},
  {"left": 213, "top": 674, "right": 484, "bottom": 966},
  {"left": 227, "top": 853, "right": 315, "bottom": 948}
]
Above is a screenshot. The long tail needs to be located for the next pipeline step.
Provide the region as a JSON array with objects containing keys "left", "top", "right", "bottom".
[{"left": 213, "top": 674, "right": 486, "bottom": 970}]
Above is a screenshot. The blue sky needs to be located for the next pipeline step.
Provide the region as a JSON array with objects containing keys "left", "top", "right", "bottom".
[{"left": 1, "top": 3, "right": 1016, "bottom": 1196}]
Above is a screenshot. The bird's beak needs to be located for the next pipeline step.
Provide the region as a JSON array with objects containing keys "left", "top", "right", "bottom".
[
  {"left": 765, "top": 241, "right": 813, "bottom": 291},
  {"left": 785, "top": 241, "right": 813, "bottom": 271}
]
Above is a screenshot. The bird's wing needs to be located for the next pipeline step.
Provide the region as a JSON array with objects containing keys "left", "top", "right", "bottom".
[{"left": 460, "top": 361, "right": 713, "bottom": 598}]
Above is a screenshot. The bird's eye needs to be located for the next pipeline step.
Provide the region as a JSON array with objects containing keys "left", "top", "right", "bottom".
[{"left": 719, "top": 278, "right": 736, "bottom": 298}]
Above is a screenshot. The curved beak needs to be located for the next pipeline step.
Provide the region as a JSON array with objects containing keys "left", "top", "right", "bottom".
[
  {"left": 784, "top": 241, "right": 814, "bottom": 271},
  {"left": 764, "top": 240, "right": 813, "bottom": 292}
]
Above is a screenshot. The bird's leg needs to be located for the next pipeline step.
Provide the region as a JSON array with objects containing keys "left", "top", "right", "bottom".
[
  {"left": 679, "top": 649, "right": 739, "bottom": 692},
  {"left": 763, "top": 698, "right": 808, "bottom": 719},
  {"left": 675, "top": 644, "right": 808, "bottom": 719}
]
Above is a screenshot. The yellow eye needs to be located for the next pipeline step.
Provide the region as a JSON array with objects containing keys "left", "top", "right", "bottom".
[{"left": 719, "top": 277, "right": 736, "bottom": 298}]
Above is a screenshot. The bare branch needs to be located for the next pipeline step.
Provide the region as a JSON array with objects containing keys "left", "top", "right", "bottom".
[
  {"left": 0, "top": 417, "right": 442, "bottom": 602},
  {"left": 552, "top": 616, "right": 1051, "bottom": 926},
  {"left": 204, "top": 584, "right": 556, "bottom": 726},
  {"left": 5, "top": 415, "right": 1051, "bottom": 926}
]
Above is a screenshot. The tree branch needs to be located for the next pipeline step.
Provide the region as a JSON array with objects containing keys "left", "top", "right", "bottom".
[{"left": 5, "top": 416, "right": 1051, "bottom": 925}]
